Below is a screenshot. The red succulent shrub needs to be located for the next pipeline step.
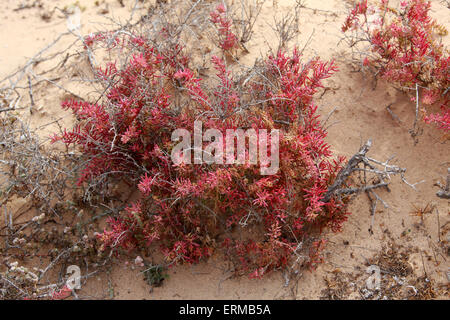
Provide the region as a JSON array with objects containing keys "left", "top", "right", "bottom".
[
  {"left": 50, "top": 285, "right": 72, "bottom": 300},
  {"left": 342, "top": 0, "right": 449, "bottom": 132},
  {"left": 210, "top": 4, "right": 239, "bottom": 51},
  {"left": 54, "top": 30, "right": 350, "bottom": 277},
  {"left": 424, "top": 107, "right": 450, "bottom": 131}
]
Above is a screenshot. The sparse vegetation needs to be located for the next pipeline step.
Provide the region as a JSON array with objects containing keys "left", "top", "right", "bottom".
[
  {"left": 0, "top": 0, "right": 448, "bottom": 300},
  {"left": 341, "top": 0, "right": 449, "bottom": 135}
]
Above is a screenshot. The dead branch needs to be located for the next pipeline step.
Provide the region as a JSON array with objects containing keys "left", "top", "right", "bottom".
[
  {"left": 324, "top": 139, "right": 422, "bottom": 207},
  {"left": 270, "top": 0, "right": 303, "bottom": 52},
  {"left": 324, "top": 140, "right": 372, "bottom": 202},
  {"left": 233, "top": 0, "right": 264, "bottom": 46},
  {"left": 386, "top": 103, "right": 401, "bottom": 124},
  {"left": 0, "top": 32, "right": 71, "bottom": 90}
]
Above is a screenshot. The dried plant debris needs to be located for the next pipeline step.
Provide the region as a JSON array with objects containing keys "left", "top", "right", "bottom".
[
  {"left": 322, "top": 241, "right": 448, "bottom": 300},
  {"left": 0, "top": 114, "right": 76, "bottom": 210},
  {"left": 321, "top": 270, "right": 355, "bottom": 300},
  {"left": 410, "top": 202, "right": 435, "bottom": 222},
  {"left": 377, "top": 242, "right": 414, "bottom": 275}
]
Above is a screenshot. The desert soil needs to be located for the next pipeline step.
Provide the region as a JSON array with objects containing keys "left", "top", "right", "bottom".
[{"left": 0, "top": 0, "right": 448, "bottom": 299}]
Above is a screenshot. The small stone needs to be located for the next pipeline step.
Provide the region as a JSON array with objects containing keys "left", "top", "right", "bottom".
[{"left": 134, "top": 256, "right": 144, "bottom": 266}]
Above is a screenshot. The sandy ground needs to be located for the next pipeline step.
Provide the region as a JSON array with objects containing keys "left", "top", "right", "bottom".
[{"left": 0, "top": 0, "right": 448, "bottom": 299}]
